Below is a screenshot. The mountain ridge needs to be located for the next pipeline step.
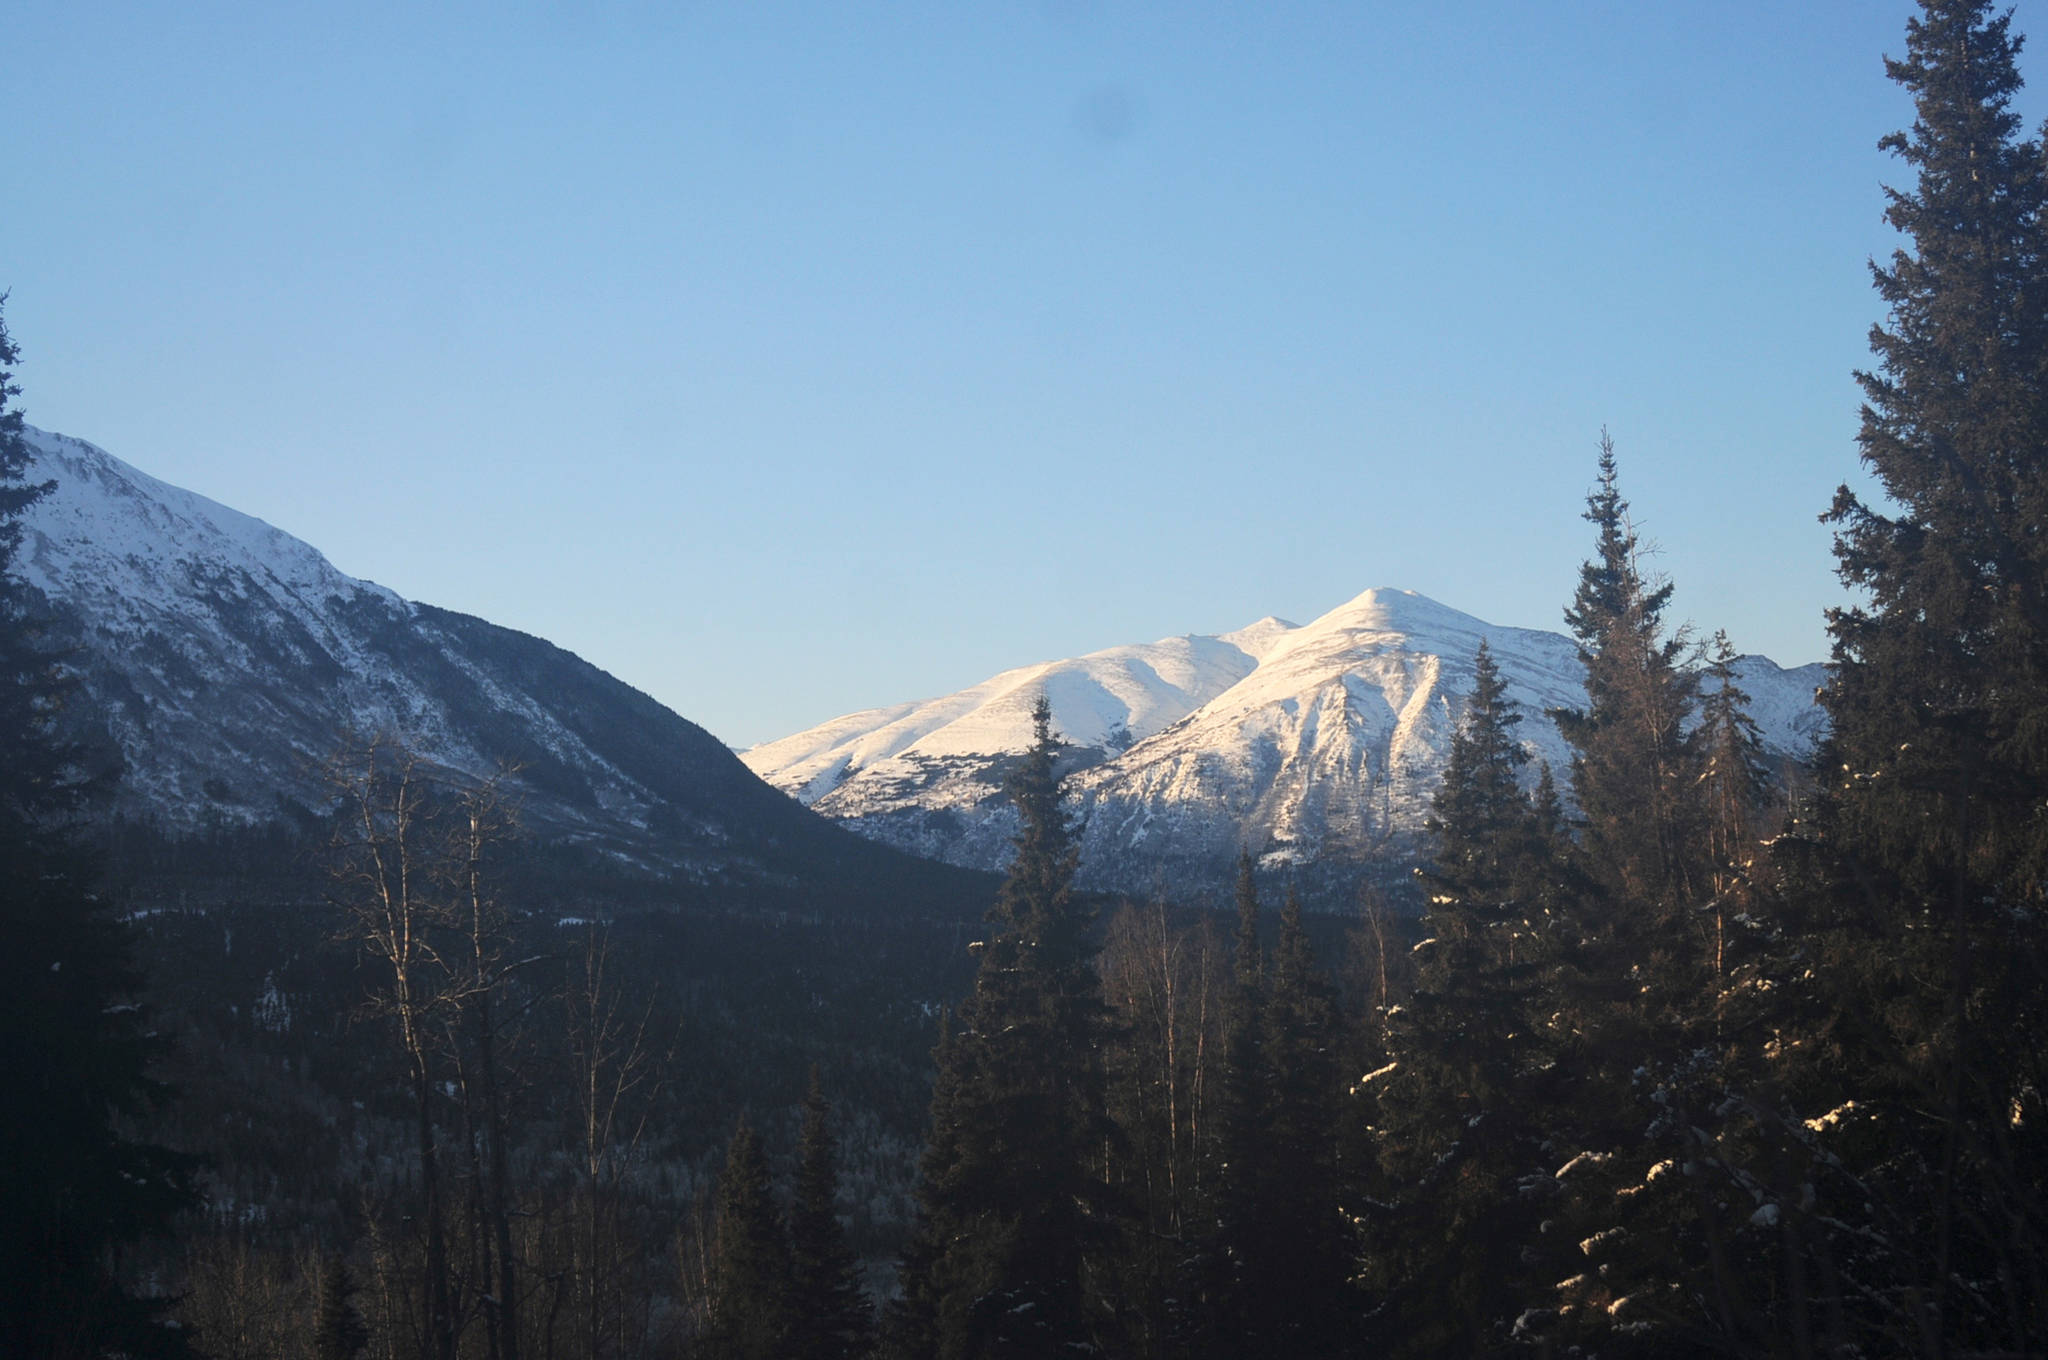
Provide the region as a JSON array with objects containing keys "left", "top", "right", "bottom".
[
  {"left": 15, "top": 421, "right": 1827, "bottom": 909},
  {"left": 15, "top": 424, "right": 991, "bottom": 911},
  {"left": 744, "top": 586, "right": 1829, "bottom": 901}
]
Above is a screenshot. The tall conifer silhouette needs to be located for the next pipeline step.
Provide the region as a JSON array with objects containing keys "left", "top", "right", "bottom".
[
  {"left": 889, "top": 697, "right": 1119, "bottom": 1359},
  {"left": 0, "top": 297, "right": 199, "bottom": 1360},
  {"left": 1802, "top": 0, "right": 2048, "bottom": 1347}
]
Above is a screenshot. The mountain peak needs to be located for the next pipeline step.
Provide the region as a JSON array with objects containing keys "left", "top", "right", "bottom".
[
  {"left": 17, "top": 425, "right": 398, "bottom": 618},
  {"left": 744, "top": 584, "right": 1829, "bottom": 902},
  {"left": 1304, "top": 586, "right": 1481, "bottom": 636},
  {"left": 1217, "top": 615, "right": 1299, "bottom": 660},
  {"left": 13, "top": 424, "right": 882, "bottom": 882}
]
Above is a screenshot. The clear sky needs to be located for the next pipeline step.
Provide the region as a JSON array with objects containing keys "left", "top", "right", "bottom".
[{"left": 2, "top": 2, "right": 1983, "bottom": 747}]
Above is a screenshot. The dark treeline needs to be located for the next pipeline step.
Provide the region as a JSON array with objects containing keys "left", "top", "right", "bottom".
[
  {"left": 785, "top": 2, "right": 2048, "bottom": 1351},
  {"left": 121, "top": 803, "right": 984, "bottom": 1360},
  {"left": 8, "top": 0, "right": 2048, "bottom": 1357}
]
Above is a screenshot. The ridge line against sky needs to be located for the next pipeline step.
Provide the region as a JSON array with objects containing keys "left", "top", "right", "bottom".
[{"left": 4, "top": 2, "right": 1984, "bottom": 746}]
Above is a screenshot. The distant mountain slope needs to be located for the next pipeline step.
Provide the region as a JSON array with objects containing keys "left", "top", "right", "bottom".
[
  {"left": 745, "top": 587, "right": 1829, "bottom": 902},
  {"left": 15, "top": 426, "right": 987, "bottom": 906},
  {"left": 745, "top": 623, "right": 1294, "bottom": 806}
]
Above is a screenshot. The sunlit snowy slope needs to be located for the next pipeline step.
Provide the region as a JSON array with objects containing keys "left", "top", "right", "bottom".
[
  {"left": 12, "top": 425, "right": 937, "bottom": 886},
  {"left": 744, "top": 588, "right": 1828, "bottom": 901},
  {"left": 16, "top": 421, "right": 1824, "bottom": 905}
]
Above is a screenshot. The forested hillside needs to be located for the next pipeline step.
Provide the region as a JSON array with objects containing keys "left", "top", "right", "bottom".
[{"left": 4, "top": 2, "right": 2047, "bottom": 1358}]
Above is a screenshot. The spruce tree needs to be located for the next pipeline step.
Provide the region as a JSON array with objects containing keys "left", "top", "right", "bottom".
[
  {"left": 787, "top": 1068, "right": 873, "bottom": 1360},
  {"left": 1243, "top": 886, "right": 1355, "bottom": 1355},
  {"left": 890, "top": 697, "right": 1119, "bottom": 1359},
  {"left": 1365, "top": 642, "right": 1559, "bottom": 1355},
  {"left": 1194, "top": 851, "right": 1266, "bottom": 1347},
  {"left": 1181, "top": 852, "right": 1271, "bottom": 1356},
  {"left": 0, "top": 296, "right": 200, "bottom": 1360},
  {"left": 1552, "top": 433, "right": 1701, "bottom": 909},
  {"left": 1429, "top": 641, "right": 1535, "bottom": 904},
  {"left": 1800, "top": 0, "right": 2048, "bottom": 1347},
  {"left": 1695, "top": 631, "right": 1770, "bottom": 989},
  {"left": 1222, "top": 848, "right": 1266, "bottom": 1162},
  {"left": 1542, "top": 632, "right": 1782, "bottom": 1357},
  {"left": 313, "top": 1255, "right": 371, "bottom": 1360},
  {"left": 877, "top": 1014, "right": 960, "bottom": 1360},
  {"left": 700, "top": 1116, "right": 790, "bottom": 1360},
  {"left": 1541, "top": 449, "right": 1792, "bottom": 1355}
]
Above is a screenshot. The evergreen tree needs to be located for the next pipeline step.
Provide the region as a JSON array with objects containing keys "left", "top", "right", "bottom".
[
  {"left": 1365, "top": 642, "right": 1561, "bottom": 1355},
  {"left": 1541, "top": 633, "right": 1782, "bottom": 1357},
  {"left": 1429, "top": 641, "right": 1537, "bottom": 904},
  {"left": 1799, "top": 0, "right": 2048, "bottom": 1347},
  {"left": 313, "top": 1255, "right": 370, "bottom": 1360},
  {"left": 1552, "top": 433, "right": 1701, "bottom": 909},
  {"left": 1695, "top": 631, "right": 1771, "bottom": 994},
  {"left": 1538, "top": 451, "right": 1796, "bottom": 1355},
  {"left": 1193, "top": 864, "right": 1359, "bottom": 1356},
  {"left": 0, "top": 295, "right": 200, "bottom": 1360},
  {"left": 891, "top": 697, "right": 1120, "bottom": 1359},
  {"left": 787, "top": 1068, "right": 873, "bottom": 1360},
  {"left": 700, "top": 1116, "right": 789, "bottom": 1360},
  {"left": 1241, "top": 886, "right": 1355, "bottom": 1355},
  {"left": 1524, "top": 443, "right": 1752, "bottom": 1354},
  {"left": 1230, "top": 850, "right": 1263, "bottom": 995},
  {"left": 877, "top": 1013, "right": 960, "bottom": 1360},
  {"left": 1223, "top": 850, "right": 1265, "bottom": 1153},
  {"left": 1194, "top": 850, "right": 1267, "bottom": 1354}
]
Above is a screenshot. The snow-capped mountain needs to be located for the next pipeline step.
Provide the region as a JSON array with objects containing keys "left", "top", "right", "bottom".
[
  {"left": 744, "top": 619, "right": 1294, "bottom": 805},
  {"left": 11, "top": 425, "right": 962, "bottom": 892},
  {"left": 744, "top": 587, "right": 1829, "bottom": 902},
  {"left": 17, "top": 420, "right": 1826, "bottom": 908}
]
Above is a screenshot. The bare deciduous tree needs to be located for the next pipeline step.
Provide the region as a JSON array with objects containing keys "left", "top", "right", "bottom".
[
  {"left": 326, "top": 735, "right": 460, "bottom": 1360},
  {"left": 564, "top": 925, "right": 668, "bottom": 1360}
]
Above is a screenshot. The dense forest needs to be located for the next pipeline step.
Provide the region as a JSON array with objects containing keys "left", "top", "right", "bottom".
[{"left": 7, "top": 0, "right": 2048, "bottom": 1356}]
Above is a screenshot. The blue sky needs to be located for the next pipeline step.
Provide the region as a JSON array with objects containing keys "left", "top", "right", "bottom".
[{"left": 4, "top": 2, "right": 1971, "bottom": 746}]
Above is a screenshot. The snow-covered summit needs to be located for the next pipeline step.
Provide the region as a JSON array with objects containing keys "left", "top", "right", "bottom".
[
  {"left": 13, "top": 421, "right": 1827, "bottom": 902},
  {"left": 744, "top": 585, "right": 1829, "bottom": 901},
  {"left": 1140, "top": 587, "right": 1584, "bottom": 760},
  {"left": 10, "top": 425, "right": 876, "bottom": 877},
  {"left": 18, "top": 428, "right": 353, "bottom": 596},
  {"left": 1216, "top": 615, "right": 1299, "bottom": 661},
  {"left": 1059, "top": 588, "right": 1591, "bottom": 881},
  {"left": 743, "top": 630, "right": 1271, "bottom": 805},
  {"left": 17, "top": 426, "right": 401, "bottom": 672}
]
